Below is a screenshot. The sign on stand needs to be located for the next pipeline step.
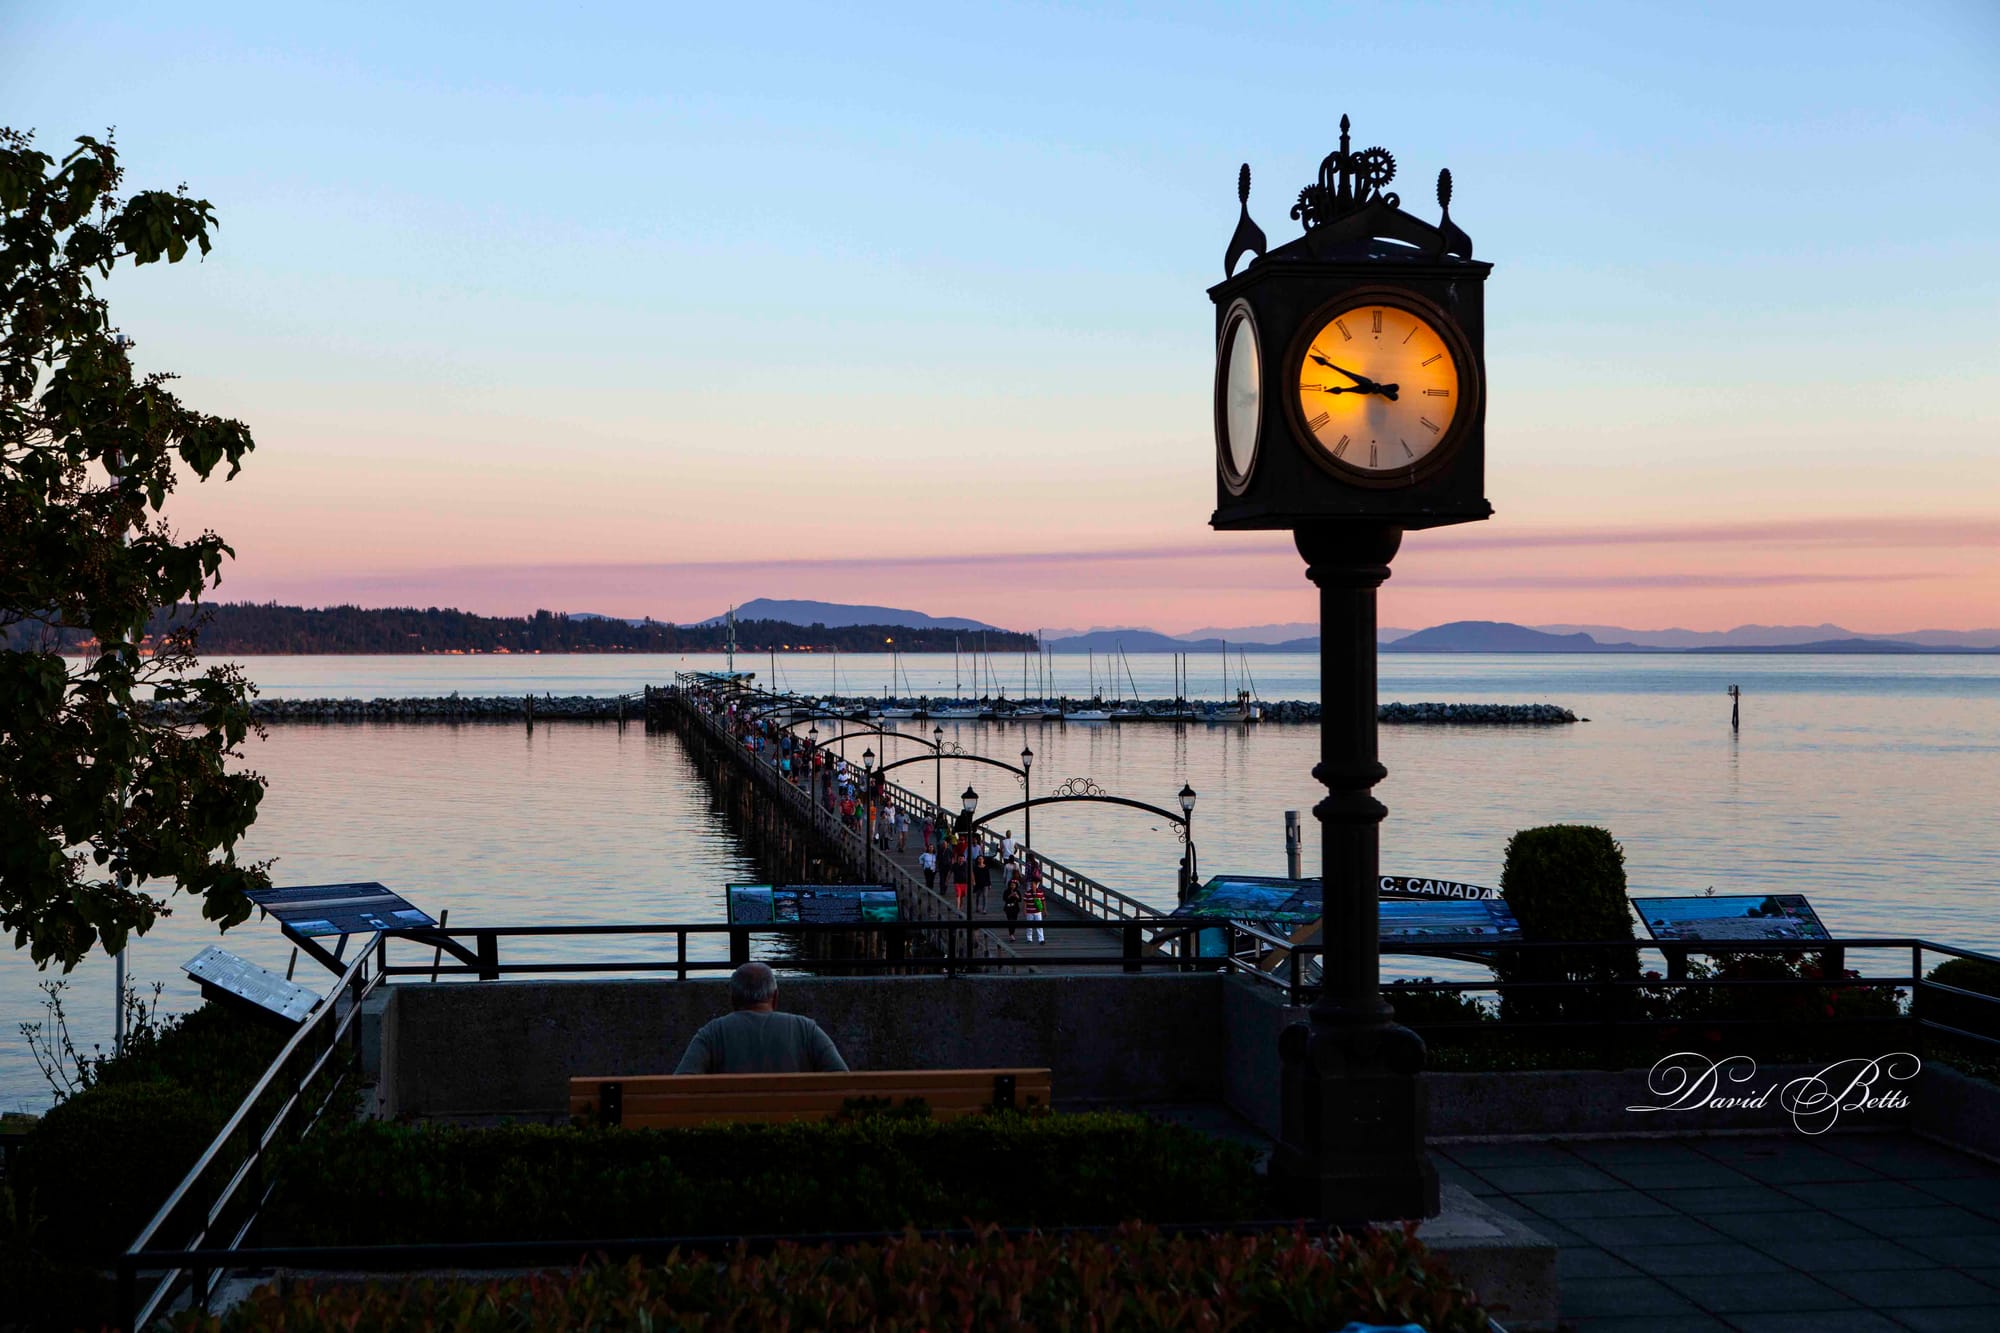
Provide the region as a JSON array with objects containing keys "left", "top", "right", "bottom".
[
  {"left": 726, "top": 884, "right": 902, "bottom": 926},
  {"left": 183, "top": 946, "right": 321, "bottom": 1024}
]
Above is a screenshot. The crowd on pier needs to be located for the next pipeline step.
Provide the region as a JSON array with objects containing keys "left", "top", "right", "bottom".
[{"left": 712, "top": 692, "right": 1050, "bottom": 943}]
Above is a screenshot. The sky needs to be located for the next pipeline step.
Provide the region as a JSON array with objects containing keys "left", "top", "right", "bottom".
[{"left": 7, "top": 1, "right": 1999, "bottom": 635}]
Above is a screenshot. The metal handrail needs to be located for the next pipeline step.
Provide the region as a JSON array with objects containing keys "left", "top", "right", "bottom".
[
  {"left": 118, "top": 939, "right": 382, "bottom": 1330},
  {"left": 683, "top": 682, "right": 1168, "bottom": 928}
]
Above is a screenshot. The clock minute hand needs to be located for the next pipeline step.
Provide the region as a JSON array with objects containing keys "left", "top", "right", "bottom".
[{"left": 1309, "top": 353, "right": 1399, "bottom": 399}]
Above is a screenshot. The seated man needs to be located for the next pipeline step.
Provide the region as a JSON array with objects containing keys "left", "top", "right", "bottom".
[{"left": 674, "top": 961, "right": 849, "bottom": 1074}]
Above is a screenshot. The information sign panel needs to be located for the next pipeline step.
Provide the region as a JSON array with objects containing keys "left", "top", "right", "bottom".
[
  {"left": 1381, "top": 874, "right": 1495, "bottom": 900},
  {"left": 1379, "top": 897, "right": 1523, "bottom": 946},
  {"left": 1171, "top": 875, "right": 1321, "bottom": 923},
  {"left": 726, "top": 884, "right": 902, "bottom": 925},
  {"left": 246, "top": 882, "right": 436, "bottom": 937},
  {"left": 1634, "top": 894, "right": 1830, "bottom": 943},
  {"left": 183, "top": 946, "right": 320, "bottom": 1023}
]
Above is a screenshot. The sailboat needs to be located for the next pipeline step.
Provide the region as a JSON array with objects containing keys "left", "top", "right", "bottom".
[
  {"left": 1109, "top": 646, "right": 1149, "bottom": 721},
  {"left": 878, "top": 643, "right": 919, "bottom": 719},
  {"left": 1067, "top": 648, "right": 1111, "bottom": 721},
  {"left": 930, "top": 637, "right": 981, "bottom": 719}
]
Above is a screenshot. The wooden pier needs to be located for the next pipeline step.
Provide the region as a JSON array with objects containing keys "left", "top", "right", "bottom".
[{"left": 651, "top": 679, "right": 1183, "bottom": 971}]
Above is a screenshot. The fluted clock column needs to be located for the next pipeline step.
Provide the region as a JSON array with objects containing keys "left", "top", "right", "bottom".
[{"left": 1276, "top": 521, "right": 1438, "bottom": 1222}]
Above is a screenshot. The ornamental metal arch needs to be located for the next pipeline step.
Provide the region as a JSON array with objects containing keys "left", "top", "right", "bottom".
[
  {"left": 974, "top": 792, "right": 1189, "bottom": 842},
  {"left": 802, "top": 725, "right": 943, "bottom": 754},
  {"left": 876, "top": 750, "right": 1025, "bottom": 781}
]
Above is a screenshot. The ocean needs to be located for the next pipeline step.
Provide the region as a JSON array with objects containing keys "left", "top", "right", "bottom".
[{"left": 4, "top": 651, "right": 1996, "bottom": 1113}]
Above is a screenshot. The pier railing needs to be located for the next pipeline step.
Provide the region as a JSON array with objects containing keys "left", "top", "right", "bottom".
[{"left": 672, "top": 678, "right": 1176, "bottom": 947}]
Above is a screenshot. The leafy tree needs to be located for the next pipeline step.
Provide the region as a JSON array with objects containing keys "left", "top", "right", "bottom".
[{"left": 1, "top": 129, "right": 268, "bottom": 970}]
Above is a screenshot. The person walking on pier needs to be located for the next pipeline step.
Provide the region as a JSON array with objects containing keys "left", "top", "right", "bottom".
[
  {"left": 919, "top": 846, "right": 937, "bottom": 891},
  {"left": 973, "top": 851, "right": 993, "bottom": 913},
  {"left": 674, "top": 962, "right": 848, "bottom": 1075},
  {"left": 1000, "top": 830, "right": 1016, "bottom": 863},
  {"left": 895, "top": 806, "right": 910, "bottom": 853},
  {"left": 1024, "top": 859, "right": 1046, "bottom": 944},
  {"left": 1003, "top": 878, "right": 1022, "bottom": 940}
]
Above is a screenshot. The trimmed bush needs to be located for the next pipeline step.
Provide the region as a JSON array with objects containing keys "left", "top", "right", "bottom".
[
  {"left": 173, "top": 1223, "right": 1494, "bottom": 1333},
  {"left": 1496, "top": 824, "right": 1639, "bottom": 1023},
  {"left": 263, "top": 1111, "right": 1263, "bottom": 1245}
]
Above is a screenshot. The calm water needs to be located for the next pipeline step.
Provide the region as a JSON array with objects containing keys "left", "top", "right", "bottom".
[{"left": 5, "top": 652, "right": 1996, "bottom": 1112}]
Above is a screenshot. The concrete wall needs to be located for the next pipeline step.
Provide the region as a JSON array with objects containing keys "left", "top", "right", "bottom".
[
  {"left": 379, "top": 973, "right": 1226, "bottom": 1121},
  {"left": 1220, "top": 976, "right": 1306, "bottom": 1142}
]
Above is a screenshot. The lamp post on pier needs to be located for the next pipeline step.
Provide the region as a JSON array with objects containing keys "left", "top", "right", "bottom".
[
  {"left": 862, "top": 747, "right": 876, "bottom": 882},
  {"left": 933, "top": 723, "right": 945, "bottom": 819},
  {"left": 958, "top": 784, "right": 979, "bottom": 919},
  {"left": 1020, "top": 744, "right": 1035, "bottom": 861},
  {"left": 1178, "top": 782, "right": 1199, "bottom": 904}
]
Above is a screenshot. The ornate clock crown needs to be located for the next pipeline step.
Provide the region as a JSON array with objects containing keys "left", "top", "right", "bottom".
[{"left": 1223, "top": 114, "right": 1473, "bottom": 276}]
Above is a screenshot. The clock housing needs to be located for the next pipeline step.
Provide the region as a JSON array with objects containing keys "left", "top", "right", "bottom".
[{"left": 1208, "top": 125, "right": 1493, "bottom": 532}]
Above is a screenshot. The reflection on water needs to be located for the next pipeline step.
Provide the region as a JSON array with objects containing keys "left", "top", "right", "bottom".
[{"left": 5, "top": 654, "right": 1995, "bottom": 1111}]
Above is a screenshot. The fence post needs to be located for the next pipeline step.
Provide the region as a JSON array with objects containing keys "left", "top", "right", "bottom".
[
  {"left": 1122, "top": 923, "right": 1142, "bottom": 974},
  {"left": 475, "top": 931, "right": 499, "bottom": 982}
]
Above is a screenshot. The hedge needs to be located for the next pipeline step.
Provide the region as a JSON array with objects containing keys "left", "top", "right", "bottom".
[
  {"left": 172, "top": 1223, "right": 1494, "bottom": 1333},
  {"left": 261, "top": 1110, "right": 1265, "bottom": 1245}
]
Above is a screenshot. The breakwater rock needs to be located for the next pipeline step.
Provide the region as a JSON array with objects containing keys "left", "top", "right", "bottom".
[
  {"left": 146, "top": 694, "right": 638, "bottom": 723},
  {"left": 1376, "top": 701, "right": 1578, "bottom": 725},
  {"left": 144, "top": 693, "right": 1576, "bottom": 726}
]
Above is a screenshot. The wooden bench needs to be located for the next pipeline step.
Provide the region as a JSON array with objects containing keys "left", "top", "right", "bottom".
[{"left": 568, "top": 1068, "right": 1052, "bottom": 1129}]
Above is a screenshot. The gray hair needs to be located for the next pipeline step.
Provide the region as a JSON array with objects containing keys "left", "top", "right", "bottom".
[{"left": 729, "top": 961, "right": 777, "bottom": 1009}]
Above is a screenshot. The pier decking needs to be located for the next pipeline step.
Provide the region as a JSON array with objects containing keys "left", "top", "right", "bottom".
[{"left": 652, "top": 677, "right": 1185, "bottom": 971}]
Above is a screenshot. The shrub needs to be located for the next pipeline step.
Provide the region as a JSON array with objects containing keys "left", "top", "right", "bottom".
[
  {"left": 13, "top": 1080, "right": 222, "bottom": 1257},
  {"left": 1496, "top": 825, "right": 1639, "bottom": 1023},
  {"left": 262, "top": 1111, "right": 1263, "bottom": 1246},
  {"left": 172, "top": 1223, "right": 1494, "bottom": 1333},
  {"left": 1924, "top": 956, "right": 2000, "bottom": 1039},
  {"left": 1386, "top": 979, "right": 1493, "bottom": 1027}
]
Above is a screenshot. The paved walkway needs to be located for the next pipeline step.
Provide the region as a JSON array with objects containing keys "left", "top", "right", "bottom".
[{"left": 1437, "top": 1133, "right": 2000, "bottom": 1332}]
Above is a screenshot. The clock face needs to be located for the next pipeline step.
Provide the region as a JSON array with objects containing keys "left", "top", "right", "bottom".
[
  {"left": 1292, "top": 296, "right": 1469, "bottom": 482},
  {"left": 1215, "top": 303, "right": 1261, "bottom": 494}
]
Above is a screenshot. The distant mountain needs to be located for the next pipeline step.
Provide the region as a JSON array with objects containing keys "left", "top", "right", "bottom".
[
  {"left": 1046, "top": 629, "right": 1317, "bottom": 653},
  {"left": 1534, "top": 623, "right": 2000, "bottom": 649},
  {"left": 1687, "top": 638, "right": 2000, "bottom": 655},
  {"left": 1175, "top": 621, "right": 1317, "bottom": 645},
  {"left": 1384, "top": 621, "right": 1649, "bottom": 653},
  {"left": 696, "top": 599, "right": 1005, "bottom": 633}
]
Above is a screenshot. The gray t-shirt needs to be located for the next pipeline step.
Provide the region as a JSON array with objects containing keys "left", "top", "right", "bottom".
[{"left": 673, "top": 1009, "right": 849, "bottom": 1074}]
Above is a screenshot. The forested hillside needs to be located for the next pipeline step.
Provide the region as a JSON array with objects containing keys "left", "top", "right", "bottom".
[{"left": 0, "top": 604, "right": 1036, "bottom": 655}]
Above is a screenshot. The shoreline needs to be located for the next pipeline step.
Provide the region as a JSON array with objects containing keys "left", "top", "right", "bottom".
[{"left": 142, "top": 695, "right": 1581, "bottom": 726}]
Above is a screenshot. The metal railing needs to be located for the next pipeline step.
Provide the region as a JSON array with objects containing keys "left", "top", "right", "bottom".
[
  {"left": 675, "top": 681, "right": 1172, "bottom": 939},
  {"left": 118, "top": 939, "right": 383, "bottom": 1331},
  {"left": 376, "top": 917, "right": 1202, "bottom": 981},
  {"left": 1222, "top": 928, "right": 2000, "bottom": 1056}
]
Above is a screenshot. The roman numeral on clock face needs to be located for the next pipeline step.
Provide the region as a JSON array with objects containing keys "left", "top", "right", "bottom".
[
  {"left": 1371, "top": 309, "right": 1382, "bottom": 334},
  {"left": 1334, "top": 435, "right": 1351, "bottom": 457},
  {"left": 1307, "top": 411, "right": 1331, "bottom": 432},
  {"left": 1369, "top": 443, "right": 1378, "bottom": 467},
  {"left": 1401, "top": 439, "right": 1415, "bottom": 458},
  {"left": 1335, "top": 319, "right": 1352, "bottom": 341},
  {"left": 1421, "top": 354, "right": 1442, "bottom": 367},
  {"left": 1424, "top": 388, "right": 1450, "bottom": 397},
  {"left": 1421, "top": 417, "right": 1441, "bottom": 433}
]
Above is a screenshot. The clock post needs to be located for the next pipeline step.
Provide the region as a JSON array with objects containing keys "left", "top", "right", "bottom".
[{"left": 1209, "top": 117, "right": 1492, "bottom": 1222}]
